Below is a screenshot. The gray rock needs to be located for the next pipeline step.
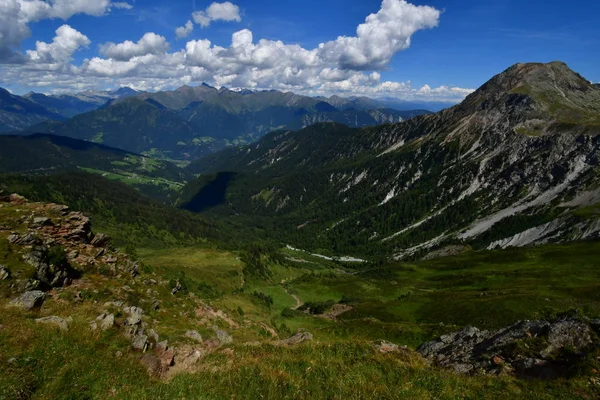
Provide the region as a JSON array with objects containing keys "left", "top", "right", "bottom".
[
  {"left": 132, "top": 334, "right": 148, "bottom": 351},
  {"left": 185, "top": 330, "right": 203, "bottom": 343},
  {"left": 372, "top": 340, "right": 406, "bottom": 353},
  {"left": 124, "top": 306, "right": 143, "bottom": 326},
  {"left": 35, "top": 316, "right": 68, "bottom": 331},
  {"left": 33, "top": 217, "right": 52, "bottom": 226},
  {"left": 95, "top": 313, "right": 115, "bottom": 331},
  {"left": 418, "top": 318, "right": 595, "bottom": 377},
  {"left": 0, "top": 265, "right": 10, "bottom": 280},
  {"left": 148, "top": 329, "right": 159, "bottom": 343},
  {"left": 10, "top": 291, "right": 46, "bottom": 310},
  {"left": 90, "top": 233, "right": 110, "bottom": 247},
  {"left": 212, "top": 326, "right": 233, "bottom": 344},
  {"left": 278, "top": 332, "right": 313, "bottom": 346}
]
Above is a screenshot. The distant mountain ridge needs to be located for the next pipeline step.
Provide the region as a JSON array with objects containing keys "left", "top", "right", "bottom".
[{"left": 15, "top": 85, "right": 432, "bottom": 159}]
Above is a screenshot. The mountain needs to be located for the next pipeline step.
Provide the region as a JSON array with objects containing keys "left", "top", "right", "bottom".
[
  {"left": 23, "top": 87, "right": 141, "bottom": 118},
  {"left": 19, "top": 85, "right": 431, "bottom": 159},
  {"left": 25, "top": 98, "right": 221, "bottom": 160},
  {"left": 181, "top": 61, "right": 600, "bottom": 258},
  {"left": 0, "top": 88, "right": 64, "bottom": 132}
]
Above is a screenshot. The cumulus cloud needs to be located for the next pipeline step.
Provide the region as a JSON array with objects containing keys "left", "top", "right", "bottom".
[
  {"left": 2, "top": 0, "right": 474, "bottom": 103},
  {"left": 100, "top": 33, "right": 169, "bottom": 61},
  {"left": 192, "top": 1, "right": 241, "bottom": 28},
  {"left": 26, "top": 24, "right": 90, "bottom": 66},
  {"left": 175, "top": 20, "right": 194, "bottom": 39},
  {"left": 0, "top": 0, "right": 131, "bottom": 62}
]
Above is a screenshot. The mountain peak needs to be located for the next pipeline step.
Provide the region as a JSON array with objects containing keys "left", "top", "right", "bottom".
[{"left": 459, "top": 61, "right": 599, "bottom": 117}]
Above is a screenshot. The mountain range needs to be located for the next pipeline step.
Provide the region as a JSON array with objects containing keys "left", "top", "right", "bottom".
[
  {"left": 179, "top": 61, "right": 600, "bottom": 258},
  {"left": 2, "top": 85, "right": 434, "bottom": 159}
]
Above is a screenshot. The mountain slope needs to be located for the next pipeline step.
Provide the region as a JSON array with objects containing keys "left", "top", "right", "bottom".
[
  {"left": 0, "top": 133, "right": 193, "bottom": 202},
  {"left": 25, "top": 98, "right": 220, "bottom": 159},
  {"left": 0, "top": 88, "right": 64, "bottom": 132},
  {"left": 181, "top": 61, "right": 600, "bottom": 258}
]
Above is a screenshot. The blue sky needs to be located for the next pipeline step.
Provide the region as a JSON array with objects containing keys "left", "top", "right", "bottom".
[{"left": 1, "top": 0, "right": 598, "bottom": 102}]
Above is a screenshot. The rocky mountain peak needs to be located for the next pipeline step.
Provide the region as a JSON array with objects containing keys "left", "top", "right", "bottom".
[{"left": 456, "top": 61, "right": 600, "bottom": 122}]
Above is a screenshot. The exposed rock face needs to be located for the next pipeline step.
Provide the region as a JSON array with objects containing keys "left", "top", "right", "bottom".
[
  {"left": 10, "top": 291, "right": 46, "bottom": 310},
  {"left": 418, "top": 318, "right": 595, "bottom": 377},
  {"left": 2, "top": 196, "right": 140, "bottom": 294}
]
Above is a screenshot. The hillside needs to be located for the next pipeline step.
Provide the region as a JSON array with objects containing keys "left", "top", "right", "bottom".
[
  {"left": 181, "top": 62, "right": 600, "bottom": 258},
  {"left": 1, "top": 194, "right": 600, "bottom": 399},
  {"left": 0, "top": 134, "right": 190, "bottom": 201},
  {"left": 0, "top": 88, "right": 64, "bottom": 132}
]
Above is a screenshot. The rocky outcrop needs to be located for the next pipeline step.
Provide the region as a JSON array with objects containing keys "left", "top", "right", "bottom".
[
  {"left": 0, "top": 265, "right": 10, "bottom": 280},
  {"left": 10, "top": 290, "right": 46, "bottom": 310},
  {"left": 418, "top": 318, "right": 597, "bottom": 378}
]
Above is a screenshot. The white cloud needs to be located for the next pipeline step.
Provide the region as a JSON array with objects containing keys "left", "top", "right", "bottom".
[
  {"left": 0, "top": 0, "right": 131, "bottom": 62},
  {"left": 26, "top": 25, "right": 90, "bottom": 66},
  {"left": 111, "top": 2, "right": 133, "bottom": 10},
  {"left": 175, "top": 20, "right": 194, "bottom": 39},
  {"left": 192, "top": 1, "right": 241, "bottom": 28},
  {"left": 1, "top": 0, "right": 474, "bottom": 103},
  {"left": 100, "top": 33, "right": 169, "bottom": 61}
]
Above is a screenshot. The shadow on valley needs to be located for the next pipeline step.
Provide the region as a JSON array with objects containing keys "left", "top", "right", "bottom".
[{"left": 179, "top": 171, "right": 236, "bottom": 212}]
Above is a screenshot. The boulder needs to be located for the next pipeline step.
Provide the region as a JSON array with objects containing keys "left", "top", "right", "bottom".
[
  {"left": 10, "top": 291, "right": 46, "bottom": 310},
  {"left": 212, "top": 326, "right": 233, "bottom": 344},
  {"left": 277, "top": 332, "right": 313, "bottom": 346},
  {"left": 132, "top": 334, "right": 148, "bottom": 351},
  {"left": 94, "top": 313, "right": 115, "bottom": 331},
  {"left": 185, "top": 330, "right": 203, "bottom": 343},
  {"left": 35, "top": 316, "right": 69, "bottom": 331},
  {"left": 124, "top": 306, "right": 143, "bottom": 326}
]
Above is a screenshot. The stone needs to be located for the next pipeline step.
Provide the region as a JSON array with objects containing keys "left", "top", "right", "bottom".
[
  {"left": 185, "top": 330, "right": 203, "bottom": 343},
  {"left": 212, "top": 326, "right": 233, "bottom": 344},
  {"left": 0, "top": 265, "right": 10, "bottom": 280},
  {"left": 9, "top": 193, "right": 26, "bottom": 204},
  {"left": 90, "top": 233, "right": 110, "bottom": 247},
  {"left": 540, "top": 320, "right": 592, "bottom": 357},
  {"left": 277, "top": 332, "right": 313, "bottom": 346},
  {"left": 156, "top": 340, "right": 169, "bottom": 353},
  {"left": 33, "top": 217, "right": 52, "bottom": 226},
  {"left": 372, "top": 340, "right": 405, "bottom": 353},
  {"left": 10, "top": 291, "right": 46, "bottom": 310},
  {"left": 148, "top": 329, "right": 159, "bottom": 343},
  {"left": 140, "top": 354, "right": 162, "bottom": 376},
  {"left": 98, "top": 313, "right": 115, "bottom": 331},
  {"left": 160, "top": 349, "right": 175, "bottom": 368},
  {"left": 124, "top": 306, "right": 143, "bottom": 326},
  {"left": 418, "top": 318, "right": 595, "bottom": 377},
  {"left": 35, "top": 316, "right": 68, "bottom": 331},
  {"left": 132, "top": 334, "right": 148, "bottom": 351}
]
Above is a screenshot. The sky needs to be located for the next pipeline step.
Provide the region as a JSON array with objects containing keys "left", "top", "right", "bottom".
[{"left": 0, "top": 0, "right": 598, "bottom": 103}]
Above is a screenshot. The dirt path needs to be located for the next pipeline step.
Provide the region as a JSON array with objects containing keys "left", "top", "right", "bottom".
[{"left": 291, "top": 293, "right": 303, "bottom": 310}]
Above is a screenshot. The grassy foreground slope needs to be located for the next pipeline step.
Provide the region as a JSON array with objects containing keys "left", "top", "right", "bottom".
[
  {"left": 2, "top": 236, "right": 600, "bottom": 399},
  {"left": 0, "top": 193, "right": 599, "bottom": 399}
]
